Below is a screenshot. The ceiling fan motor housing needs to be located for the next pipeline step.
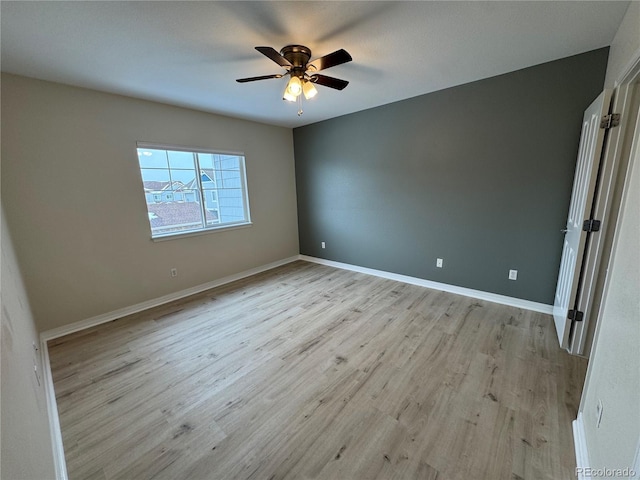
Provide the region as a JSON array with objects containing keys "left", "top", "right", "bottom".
[{"left": 280, "top": 45, "right": 312, "bottom": 78}]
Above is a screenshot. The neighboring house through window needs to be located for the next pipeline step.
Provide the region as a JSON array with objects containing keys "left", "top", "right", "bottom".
[{"left": 136, "top": 143, "right": 251, "bottom": 238}]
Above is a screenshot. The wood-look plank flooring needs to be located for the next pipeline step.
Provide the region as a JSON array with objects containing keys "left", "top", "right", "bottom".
[{"left": 48, "top": 261, "right": 587, "bottom": 480}]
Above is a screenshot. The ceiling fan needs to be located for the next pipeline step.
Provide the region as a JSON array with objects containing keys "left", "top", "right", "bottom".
[{"left": 236, "top": 45, "right": 352, "bottom": 111}]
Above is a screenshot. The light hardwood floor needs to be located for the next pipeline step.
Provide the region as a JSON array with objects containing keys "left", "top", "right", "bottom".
[{"left": 49, "top": 261, "right": 587, "bottom": 480}]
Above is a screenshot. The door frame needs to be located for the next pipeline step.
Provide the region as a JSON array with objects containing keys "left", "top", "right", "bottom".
[
  {"left": 573, "top": 47, "right": 640, "bottom": 479},
  {"left": 570, "top": 52, "right": 640, "bottom": 356}
]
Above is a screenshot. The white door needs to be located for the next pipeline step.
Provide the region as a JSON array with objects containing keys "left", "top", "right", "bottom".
[{"left": 553, "top": 90, "right": 612, "bottom": 349}]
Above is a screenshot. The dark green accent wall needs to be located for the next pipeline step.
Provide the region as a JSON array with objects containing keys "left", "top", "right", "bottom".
[{"left": 293, "top": 48, "right": 609, "bottom": 304}]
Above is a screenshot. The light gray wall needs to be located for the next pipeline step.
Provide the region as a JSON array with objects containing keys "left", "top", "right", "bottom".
[
  {"left": 604, "top": 1, "right": 640, "bottom": 89},
  {"left": 1, "top": 207, "right": 56, "bottom": 479},
  {"left": 580, "top": 2, "right": 640, "bottom": 471},
  {"left": 294, "top": 49, "right": 608, "bottom": 304},
  {"left": 1, "top": 74, "right": 299, "bottom": 332}
]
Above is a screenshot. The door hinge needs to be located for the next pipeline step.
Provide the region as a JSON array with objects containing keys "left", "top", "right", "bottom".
[
  {"left": 568, "top": 310, "right": 584, "bottom": 322},
  {"left": 600, "top": 113, "right": 620, "bottom": 129},
  {"left": 582, "top": 219, "right": 601, "bottom": 232}
]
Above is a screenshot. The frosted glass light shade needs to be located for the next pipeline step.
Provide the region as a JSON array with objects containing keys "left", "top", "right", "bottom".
[
  {"left": 283, "top": 88, "right": 296, "bottom": 102},
  {"left": 286, "top": 76, "right": 302, "bottom": 97},
  {"left": 303, "top": 80, "right": 318, "bottom": 99}
]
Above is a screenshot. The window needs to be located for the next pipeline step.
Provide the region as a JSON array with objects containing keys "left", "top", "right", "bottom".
[{"left": 136, "top": 143, "right": 251, "bottom": 239}]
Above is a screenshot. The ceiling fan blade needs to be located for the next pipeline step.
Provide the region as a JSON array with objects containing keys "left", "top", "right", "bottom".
[
  {"left": 308, "top": 49, "right": 352, "bottom": 72},
  {"left": 236, "top": 74, "right": 284, "bottom": 83},
  {"left": 255, "top": 46, "right": 292, "bottom": 68},
  {"left": 310, "top": 74, "right": 349, "bottom": 90}
]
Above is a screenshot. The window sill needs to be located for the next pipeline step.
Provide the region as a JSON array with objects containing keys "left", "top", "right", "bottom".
[{"left": 151, "top": 222, "right": 253, "bottom": 242}]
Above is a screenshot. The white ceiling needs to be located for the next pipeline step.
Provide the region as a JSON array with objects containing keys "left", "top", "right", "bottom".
[{"left": 1, "top": 1, "right": 630, "bottom": 128}]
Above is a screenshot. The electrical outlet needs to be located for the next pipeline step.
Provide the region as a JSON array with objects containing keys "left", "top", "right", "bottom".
[
  {"left": 321, "top": 242, "right": 326, "bottom": 249},
  {"left": 170, "top": 268, "right": 178, "bottom": 278},
  {"left": 436, "top": 258, "right": 443, "bottom": 268},
  {"left": 509, "top": 269, "right": 518, "bottom": 280},
  {"left": 596, "top": 399, "right": 603, "bottom": 428}
]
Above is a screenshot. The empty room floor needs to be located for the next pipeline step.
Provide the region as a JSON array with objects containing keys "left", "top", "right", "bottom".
[{"left": 48, "top": 260, "right": 587, "bottom": 479}]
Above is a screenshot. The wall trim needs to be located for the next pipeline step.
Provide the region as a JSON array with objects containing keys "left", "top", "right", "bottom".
[
  {"left": 573, "top": 413, "right": 590, "bottom": 480},
  {"left": 41, "top": 253, "right": 553, "bottom": 344},
  {"left": 40, "top": 255, "right": 299, "bottom": 342},
  {"left": 298, "top": 255, "right": 553, "bottom": 314},
  {"left": 40, "top": 336, "right": 69, "bottom": 480}
]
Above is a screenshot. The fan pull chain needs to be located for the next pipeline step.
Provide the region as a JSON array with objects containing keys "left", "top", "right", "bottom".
[{"left": 297, "top": 95, "right": 303, "bottom": 116}]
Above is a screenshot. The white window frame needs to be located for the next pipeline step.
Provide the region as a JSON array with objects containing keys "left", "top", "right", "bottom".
[{"left": 136, "top": 142, "right": 252, "bottom": 241}]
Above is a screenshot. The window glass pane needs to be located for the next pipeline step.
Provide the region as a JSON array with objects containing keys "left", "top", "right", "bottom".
[
  {"left": 204, "top": 190, "right": 218, "bottom": 203},
  {"left": 167, "top": 150, "right": 195, "bottom": 170},
  {"left": 141, "top": 168, "right": 170, "bottom": 184},
  {"left": 218, "top": 155, "right": 241, "bottom": 171},
  {"left": 204, "top": 208, "right": 219, "bottom": 226},
  {"left": 169, "top": 169, "right": 197, "bottom": 189},
  {"left": 219, "top": 171, "right": 241, "bottom": 188},
  {"left": 136, "top": 145, "right": 249, "bottom": 238},
  {"left": 147, "top": 199, "right": 205, "bottom": 236},
  {"left": 217, "top": 188, "right": 245, "bottom": 223},
  {"left": 137, "top": 149, "right": 168, "bottom": 169},
  {"left": 197, "top": 153, "right": 215, "bottom": 170},
  {"left": 202, "top": 188, "right": 219, "bottom": 225}
]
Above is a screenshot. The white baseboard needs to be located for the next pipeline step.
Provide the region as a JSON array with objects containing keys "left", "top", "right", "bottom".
[
  {"left": 40, "top": 255, "right": 299, "bottom": 342},
  {"left": 41, "top": 337, "right": 69, "bottom": 480},
  {"left": 298, "top": 255, "right": 553, "bottom": 315},
  {"left": 40, "top": 253, "right": 553, "bottom": 342},
  {"left": 573, "top": 413, "right": 590, "bottom": 480}
]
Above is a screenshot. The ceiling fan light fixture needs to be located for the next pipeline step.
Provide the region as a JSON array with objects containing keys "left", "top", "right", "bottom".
[
  {"left": 303, "top": 80, "right": 318, "bottom": 100},
  {"left": 237, "top": 45, "right": 352, "bottom": 114},
  {"left": 283, "top": 87, "right": 297, "bottom": 102},
  {"left": 285, "top": 76, "right": 303, "bottom": 97}
]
